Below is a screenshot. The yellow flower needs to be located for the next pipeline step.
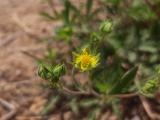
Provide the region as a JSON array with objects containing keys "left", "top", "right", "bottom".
[{"left": 73, "top": 48, "right": 99, "bottom": 71}]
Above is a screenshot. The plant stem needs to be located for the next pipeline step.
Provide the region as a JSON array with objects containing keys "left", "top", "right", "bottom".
[{"left": 61, "top": 86, "right": 138, "bottom": 99}]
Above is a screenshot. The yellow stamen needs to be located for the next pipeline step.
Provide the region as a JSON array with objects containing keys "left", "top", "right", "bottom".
[{"left": 73, "top": 48, "right": 99, "bottom": 71}]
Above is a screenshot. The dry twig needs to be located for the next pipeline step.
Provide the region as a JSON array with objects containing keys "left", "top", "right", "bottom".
[
  {"left": 139, "top": 95, "right": 160, "bottom": 120},
  {"left": 62, "top": 86, "right": 101, "bottom": 97},
  {"left": 110, "top": 92, "right": 138, "bottom": 98},
  {"left": 0, "top": 33, "right": 20, "bottom": 48},
  {"left": 20, "top": 50, "right": 41, "bottom": 61},
  {"left": 0, "top": 98, "right": 17, "bottom": 120},
  {"left": 135, "top": 71, "right": 160, "bottom": 119},
  {"left": 61, "top": 86, "right": 138, "bottom": 99}
]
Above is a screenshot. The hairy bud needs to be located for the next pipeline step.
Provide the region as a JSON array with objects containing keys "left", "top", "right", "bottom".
[
  {"left": 141, "top": 79, "right": 159, "bottom": 97},
  {"left": 38, "top": 63, "right": 66, "bottom": 87},
  {"left": 99, "top": 20, "right": 113, "bottom": 33}
]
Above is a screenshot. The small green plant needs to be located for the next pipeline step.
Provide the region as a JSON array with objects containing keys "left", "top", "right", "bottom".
[
  {"left": 38, "top": 0, "right": 160, "bottom": 119},
  {"left": 38, "top": 63, "right": 66, "bottom": 88}
]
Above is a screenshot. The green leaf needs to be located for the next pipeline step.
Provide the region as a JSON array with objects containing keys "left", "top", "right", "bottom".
[
  {"left": 55, "top": 26, "right": 73, "bottom": 41},
  {"left": 139, "top": 45, "right": 157, "bottom": 53},
  {"left": 91, "top": 60, "right": 123, "bottom": 94},
  {"left": 70, "top": 3, "right": 81, "bottom": 16},
  {"left": 45, "top": 49, "right": 57, "bottom": 60},
  {"left": 69, "top": 99, "right": 79, "bottom": 114},
  {"left": 79, "top": 99, "right": 98, "bottom": 108},
  {"left": 94, "top": 82, "right": 111, "bottom": 93},
  {"left": 109, "top": 66, "right": 138, "bottom": 94},
  {"left": 40, "top": 96, "right": 59, "bottom": 115},
  {"left": 62, "top": 0, "right": 71, "bottom": 25},
  {"left": 86, "top": 0, "right": 93, "bottom": 16},
  {"left": 111, "top": 99, "right": 122, "bottom": 117},
  {"left": 86, "top": 107, "right": 100, "bottom": 120}
]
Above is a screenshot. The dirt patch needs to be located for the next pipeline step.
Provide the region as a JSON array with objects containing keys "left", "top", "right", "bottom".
[{"left": 0, "top": 0, "right": 58, "bottom": 119}]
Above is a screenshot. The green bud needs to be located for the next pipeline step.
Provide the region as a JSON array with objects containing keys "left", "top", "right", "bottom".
[
  {"left": 140, "top": 65, "right": 160, "bottom": 97},
  {"left": 99, "top": 20, "right": 113, "bottom": 33},
  {"left": 52, "top": 64, "right": 66, "bottom": 80},
  {"left": 141, "top": 79, "right": 159, "bottom": 97},
  {"left": 38, "top": 63, "right": 66, "bottom": 85},
  {"left": 38, "top": 64, "right": 52, "bottom": 80}
]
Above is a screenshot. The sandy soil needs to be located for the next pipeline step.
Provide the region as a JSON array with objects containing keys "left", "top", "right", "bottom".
[{"left": 0, "top": 0, "right": 60, "bottom": 119}]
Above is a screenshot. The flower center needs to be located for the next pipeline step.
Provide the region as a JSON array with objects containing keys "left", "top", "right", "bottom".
[{"left": 81, "top": 55, "right": 91, "bottom": 66}]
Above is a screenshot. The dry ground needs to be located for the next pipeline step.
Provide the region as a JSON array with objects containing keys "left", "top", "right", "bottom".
[{"left": 0, "top": 0, "right": 62, "bottom": 119}]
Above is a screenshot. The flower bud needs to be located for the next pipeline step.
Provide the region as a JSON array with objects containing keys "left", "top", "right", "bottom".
[
  {"left": 38, "top": 64, "right": 52, "bottom": 80},
  {"left": 99, "top": 20, "right": 113, "bottom": 33},
  {"left": 52, "top": 64, "right": 66, "bottom": 80},
  {"left": 38, "top": 63, "right": 66, "bottom": 83},
  {"left": 141, "top": 79, "right": 159, "bottom": 97}
]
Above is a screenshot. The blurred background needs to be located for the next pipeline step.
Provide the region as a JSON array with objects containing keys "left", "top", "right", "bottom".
[{"left": 0, "top": 0, "right": 56, "bottom": 119}]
